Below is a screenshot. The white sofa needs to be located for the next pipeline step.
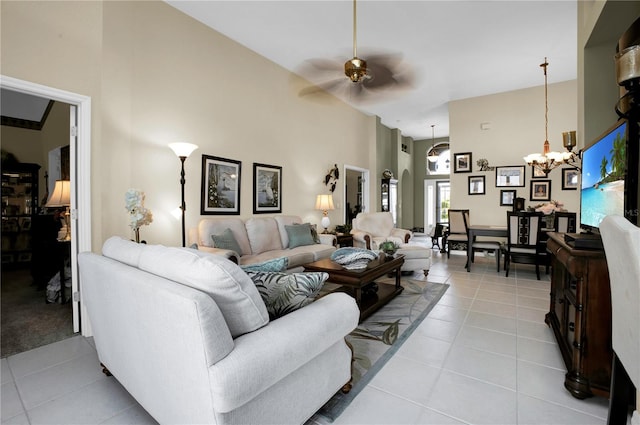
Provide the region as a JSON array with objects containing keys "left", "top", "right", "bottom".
[
  {"left": 189, "top": 215, "right": 336, "bottom": 271},
  {"left": 78, "top": 237, "right": 359, "bottom": 425}
]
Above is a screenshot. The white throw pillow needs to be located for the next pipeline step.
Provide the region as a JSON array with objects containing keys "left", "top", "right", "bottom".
[
  {"left": 102, "top": 236, "right": 147, "bottom": 267},
  {"left": 138, "top": 245, "right": 269, "bottom": 337}
]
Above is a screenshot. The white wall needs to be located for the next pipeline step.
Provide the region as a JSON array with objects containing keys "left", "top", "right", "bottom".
[
  {"left": 1, "top": 1, "right": 378, "bottom": 249},
  {"left": 449, "top": 80, "right": 579, "bottom": 226}
]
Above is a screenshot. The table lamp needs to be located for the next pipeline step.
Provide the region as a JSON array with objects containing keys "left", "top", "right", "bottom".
[
  {"left": 46, "top": 179, "right": 71, "bottom": 241},
  {"left": 315, "top": 194, "right": 335, "bottom": 233}
]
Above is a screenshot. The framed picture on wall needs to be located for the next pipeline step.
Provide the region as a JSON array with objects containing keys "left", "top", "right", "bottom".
[
  {"left": 562, "top": 168, "right": 579, "bottom": 190},
  {"left": 468, "top": 175, "right": 485, "bottom": 195},
  {"left": 453, "top": 152, "right": 472, "bottom": 173},
  {"left": 530, "top": 180, "right": 551, "bottom": 201},
  {"left": 253, "top": 163, "right": 282, "bottom": 214},
  {"left": 495, "top": 165, "right": 526, "bottom": 187},
  {"left": 200, "top": 155, "right": 241, "bottom": 215},
  {"left": 500, "top": 190, "right": 516, "bottom": 206},
  {"left": 531, "top": 165, "right": 547, "bottom": 179}
]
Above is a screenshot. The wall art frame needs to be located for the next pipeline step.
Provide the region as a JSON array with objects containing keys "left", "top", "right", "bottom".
[
  {"left": 453, "top": 152, "right": 473, "bottom": 173},
  {"left": 495, "top": 165, "right": 526, "bottom": 187},
  {"left": 500, "top": 189, "right": 516, "bottom": 206},
  {"left": 201, "top": 155, "right": 241, "bottom": 215},
  {"left": 530, "top": 179, "right": 551, "bottom": 201},
  {"left": 468, "top": 175, "right": 485, "bottom": 195},
  {"left": 253, "top": 163, "right": 282, "bottom": 214},
  {"left": 562, "top": 168, "right": 579, "bottom": 190},
  {"left": 531, "top": 165, "right": 547, "bottom": 179}
]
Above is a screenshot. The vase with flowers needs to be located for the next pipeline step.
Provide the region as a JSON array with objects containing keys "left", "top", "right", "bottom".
[
  {"left": 125, "top": 189, "right": 153, "bottom": 243},
  {"left": 528, "top": 200, "right": 566, "bottom": 228}
]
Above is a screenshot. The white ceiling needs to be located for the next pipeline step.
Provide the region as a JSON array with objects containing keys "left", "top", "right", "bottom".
[{"left": 166, "top": 0, "right": 578, "bottom": 140}]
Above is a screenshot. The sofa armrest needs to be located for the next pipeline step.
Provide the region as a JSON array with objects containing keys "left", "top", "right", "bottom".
[
  {"left": 208, "top": 293, "right": 359, "bottom": 412},
  {"left": 196, "top": 246, "right": 240, "bottom": 264},
  {"left": 351, "top": 230, "right": 372, "bottom": 249},
  {"left": 391, "top": 228, "right": 412, "bottom": 244},
  {"left": 319, "top": 233, "right": 337, "bottom": 247}
]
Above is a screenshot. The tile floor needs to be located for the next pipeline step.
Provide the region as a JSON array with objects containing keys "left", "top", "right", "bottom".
[{"left": 1, "top": 247, "right": 612, "bottom": 425}]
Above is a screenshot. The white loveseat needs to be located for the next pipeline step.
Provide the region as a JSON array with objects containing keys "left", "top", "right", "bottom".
[
  {"left": 78, "top": 237, "right": 359, "bottom": 425},
  {"left": 189, "top": 215, "right": 336, "bottom": 271}
]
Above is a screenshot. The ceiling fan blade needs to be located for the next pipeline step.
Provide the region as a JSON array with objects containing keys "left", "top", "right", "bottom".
[{"left": 299, "top": 78, "right": 346, "bottom": 97}]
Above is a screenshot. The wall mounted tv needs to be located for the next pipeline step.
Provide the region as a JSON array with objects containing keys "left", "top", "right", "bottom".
[{"left": 580, "top": 120, "right": 628, "bottom": 233}]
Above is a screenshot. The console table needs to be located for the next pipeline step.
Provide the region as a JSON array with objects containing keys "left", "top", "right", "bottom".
[{"left": 545, "top": 232, "right": 612, "bottom": 399}]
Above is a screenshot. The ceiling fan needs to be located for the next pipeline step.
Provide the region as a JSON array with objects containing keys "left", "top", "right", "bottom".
[{"left": 298, "top": 0, "right": 414, "bottom": 101}]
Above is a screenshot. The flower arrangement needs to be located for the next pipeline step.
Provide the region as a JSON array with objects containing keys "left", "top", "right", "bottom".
[
  {"left": 378, "top": 240, "right": 400, "bottom": 257},
  {"left": 125, "top": 189, "right": 153, "bottom": 242},
  {"left": 529, "top": 200, "right": 566, "bottom": 215}
]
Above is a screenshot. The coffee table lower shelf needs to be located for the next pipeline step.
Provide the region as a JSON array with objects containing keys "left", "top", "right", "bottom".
[{"left": 305, "top": 254, "right": 405, "bottom": 322}]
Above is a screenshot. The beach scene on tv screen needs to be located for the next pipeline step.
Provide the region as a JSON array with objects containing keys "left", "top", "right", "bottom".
[{"left": 581, "top": 122, "right": 626, "bottom": 228}]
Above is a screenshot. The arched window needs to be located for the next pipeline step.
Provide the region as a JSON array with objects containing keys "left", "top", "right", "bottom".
[{"left": 426, "top": 142, "right": 450, "bottom": 175}]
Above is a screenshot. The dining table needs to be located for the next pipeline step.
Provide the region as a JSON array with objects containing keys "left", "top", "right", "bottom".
[{"left": 466, "top": 225, "right": 508, "bottom": 272}]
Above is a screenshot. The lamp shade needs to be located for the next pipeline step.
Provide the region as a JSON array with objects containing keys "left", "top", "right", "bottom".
[
  {"left": 45, "top": 180, "right": 71, "bottom": 207},
  {"left": 168, "top": 142, "right": 198, "bottom": 158},
  {"left": 315, "top": 194, "right": 335, "bottom": 211}
]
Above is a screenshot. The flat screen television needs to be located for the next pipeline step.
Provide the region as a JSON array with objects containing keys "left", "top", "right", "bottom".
[{"left": 580, "top": 119, "right": 628, "bottom": 233}]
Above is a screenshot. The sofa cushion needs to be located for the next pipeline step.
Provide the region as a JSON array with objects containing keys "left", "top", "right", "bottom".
[
  {"left": 274, "top": 215, "right": 302, "bottom": 248},
  {"left": 102, "top": 236, "right": 147, "bottom": 267},
  {"left": 198, "top": 218, "right": 252, "bottom": 256},
  {"left": 285, "top": 223, "right": 316, "bottom": 248},
  {"left": 240, "top": 257, "right": 288, "bottom": 272},
  {"left": 245, "top": 271, "right": 328, "bottom": 319},
  {"left": 211, "top": 228, "right": 242, "bottom": 254},
  {"left": 245, "top": 217, "right": 283, "bottom": 254},
  {"left": 138, "top": 245, "right": 269, "bottom": 337}
]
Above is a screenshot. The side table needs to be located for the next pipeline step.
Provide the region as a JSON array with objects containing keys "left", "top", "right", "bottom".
[{"left": 335, "top": 234, "right": 353, "bottom": 247}]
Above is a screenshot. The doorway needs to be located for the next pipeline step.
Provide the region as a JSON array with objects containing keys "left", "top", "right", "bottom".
[
  {"left": 1, "top": 75, "right": 92, "bottom": 344},
  {"left": 344, "top": 165, "right": 369, "bottom": 227},
  {"left": 424, "top": 179, "right": 450, "bottom": 233}
]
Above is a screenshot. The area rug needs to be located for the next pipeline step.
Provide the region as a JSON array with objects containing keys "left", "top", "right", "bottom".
[{"left": 315, "top": 277, "right": 449, "bottom": 422}]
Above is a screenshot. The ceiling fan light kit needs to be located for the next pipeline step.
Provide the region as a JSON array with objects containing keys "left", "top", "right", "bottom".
[{"left": 345, "top": 57, "right": 368, "bottom": 83}]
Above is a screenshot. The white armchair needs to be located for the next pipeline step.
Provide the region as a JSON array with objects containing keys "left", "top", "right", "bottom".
[
  {"left": 600, "top": 215, "right": 640, "bottom": 425},
  {"left": 350, "top": 212, "right": 411, "bottom": 250}
]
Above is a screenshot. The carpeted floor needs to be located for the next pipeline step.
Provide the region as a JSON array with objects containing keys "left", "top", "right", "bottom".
[
  {"left": 1, "top": 267, "right": 74, "bottom": 358},
  {"left": 314, "top": 275, "right": 449, "bottom": 422}
]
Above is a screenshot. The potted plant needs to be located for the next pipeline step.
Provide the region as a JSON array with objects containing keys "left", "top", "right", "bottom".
[{"left": 379, "top": 240, "right": 399, "bottom": 257}]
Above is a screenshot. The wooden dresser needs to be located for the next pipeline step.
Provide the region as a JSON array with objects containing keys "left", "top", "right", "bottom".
[{"left": 545, "top": 232, "right": 613, "bottom": 399}]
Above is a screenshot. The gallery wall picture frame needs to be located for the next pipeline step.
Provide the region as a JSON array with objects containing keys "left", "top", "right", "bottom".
[
  {"left": 453, "top": 152, "right": 473, "bottom": 173},
  {"left": 201, "top": 155, "right": 241, "bottom": 215},
  {"left": 530, "top": 179, "right": 552, "bottom": 201},
  {"left": 468, "top": 175, "right": 485, "bottom": 195},
  {"left": 253, "top": 163, "right": 282, "bottom": 214},
  {"left": 500, "top": 190, "right": 516, "bottom": 206},
  {"left": 531, "top": 165, "right": 547, "bottom": 179},
  {"left": 562, "top": 168, "right": 579, "bottom": 190},
  {"left": 495, "top": 165, "right": 526, "bottom": 187}
]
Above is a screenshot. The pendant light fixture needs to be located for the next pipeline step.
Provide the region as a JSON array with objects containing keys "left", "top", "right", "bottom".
[
  {"left": 427, "top": 125, "right": 439, "bottom": 163},
  {"left": 523, "top": 58, "right": 574, "bottom": 176}
]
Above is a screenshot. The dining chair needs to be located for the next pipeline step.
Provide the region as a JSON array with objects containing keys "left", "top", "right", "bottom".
[
  {"left": 504, "top": 211, "right": 545, "bottom": 279},
  {"left": 464, "top": 218, "right": 502, "bottom": 272},
  {"left": 446, "top": 209, "right": 469, "bottom": 258},
  {"left": 600, "top": 215, "right": 640, "bottom": 425},
  {"left": 430, "top": 223, "right": 444, "bottom": 250},
  {"left": 554, "top": 211, "right": 577, "bottom": 233}
]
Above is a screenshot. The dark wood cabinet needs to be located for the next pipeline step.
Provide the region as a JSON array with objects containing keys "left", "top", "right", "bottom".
[{"left": 545, "top": 232, "right": 612, "bottom": 399}]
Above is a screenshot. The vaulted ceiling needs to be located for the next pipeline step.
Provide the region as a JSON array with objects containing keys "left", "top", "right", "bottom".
[{"left": 166, "top": 0, "right": 578, "bottom": 140}]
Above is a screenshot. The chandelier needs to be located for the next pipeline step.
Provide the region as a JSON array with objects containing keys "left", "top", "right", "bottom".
[{"left": 524, "top": 58, "right": 578, "bottom": 176}]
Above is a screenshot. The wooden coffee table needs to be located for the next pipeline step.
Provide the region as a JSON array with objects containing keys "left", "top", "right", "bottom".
[{"left": 304, "top": 253, "right": 405, "bottom": 321}]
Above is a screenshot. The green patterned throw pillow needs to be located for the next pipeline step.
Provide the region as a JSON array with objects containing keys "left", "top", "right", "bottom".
[
  {"left": 241, "top": 257, "right": 289, "bottom": 272},
  {"left": 246, "top": 271, "right": 328, "bottom": 319},
  {"left": 211, "top": 228, "right": 242, "bottom": 254}
]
